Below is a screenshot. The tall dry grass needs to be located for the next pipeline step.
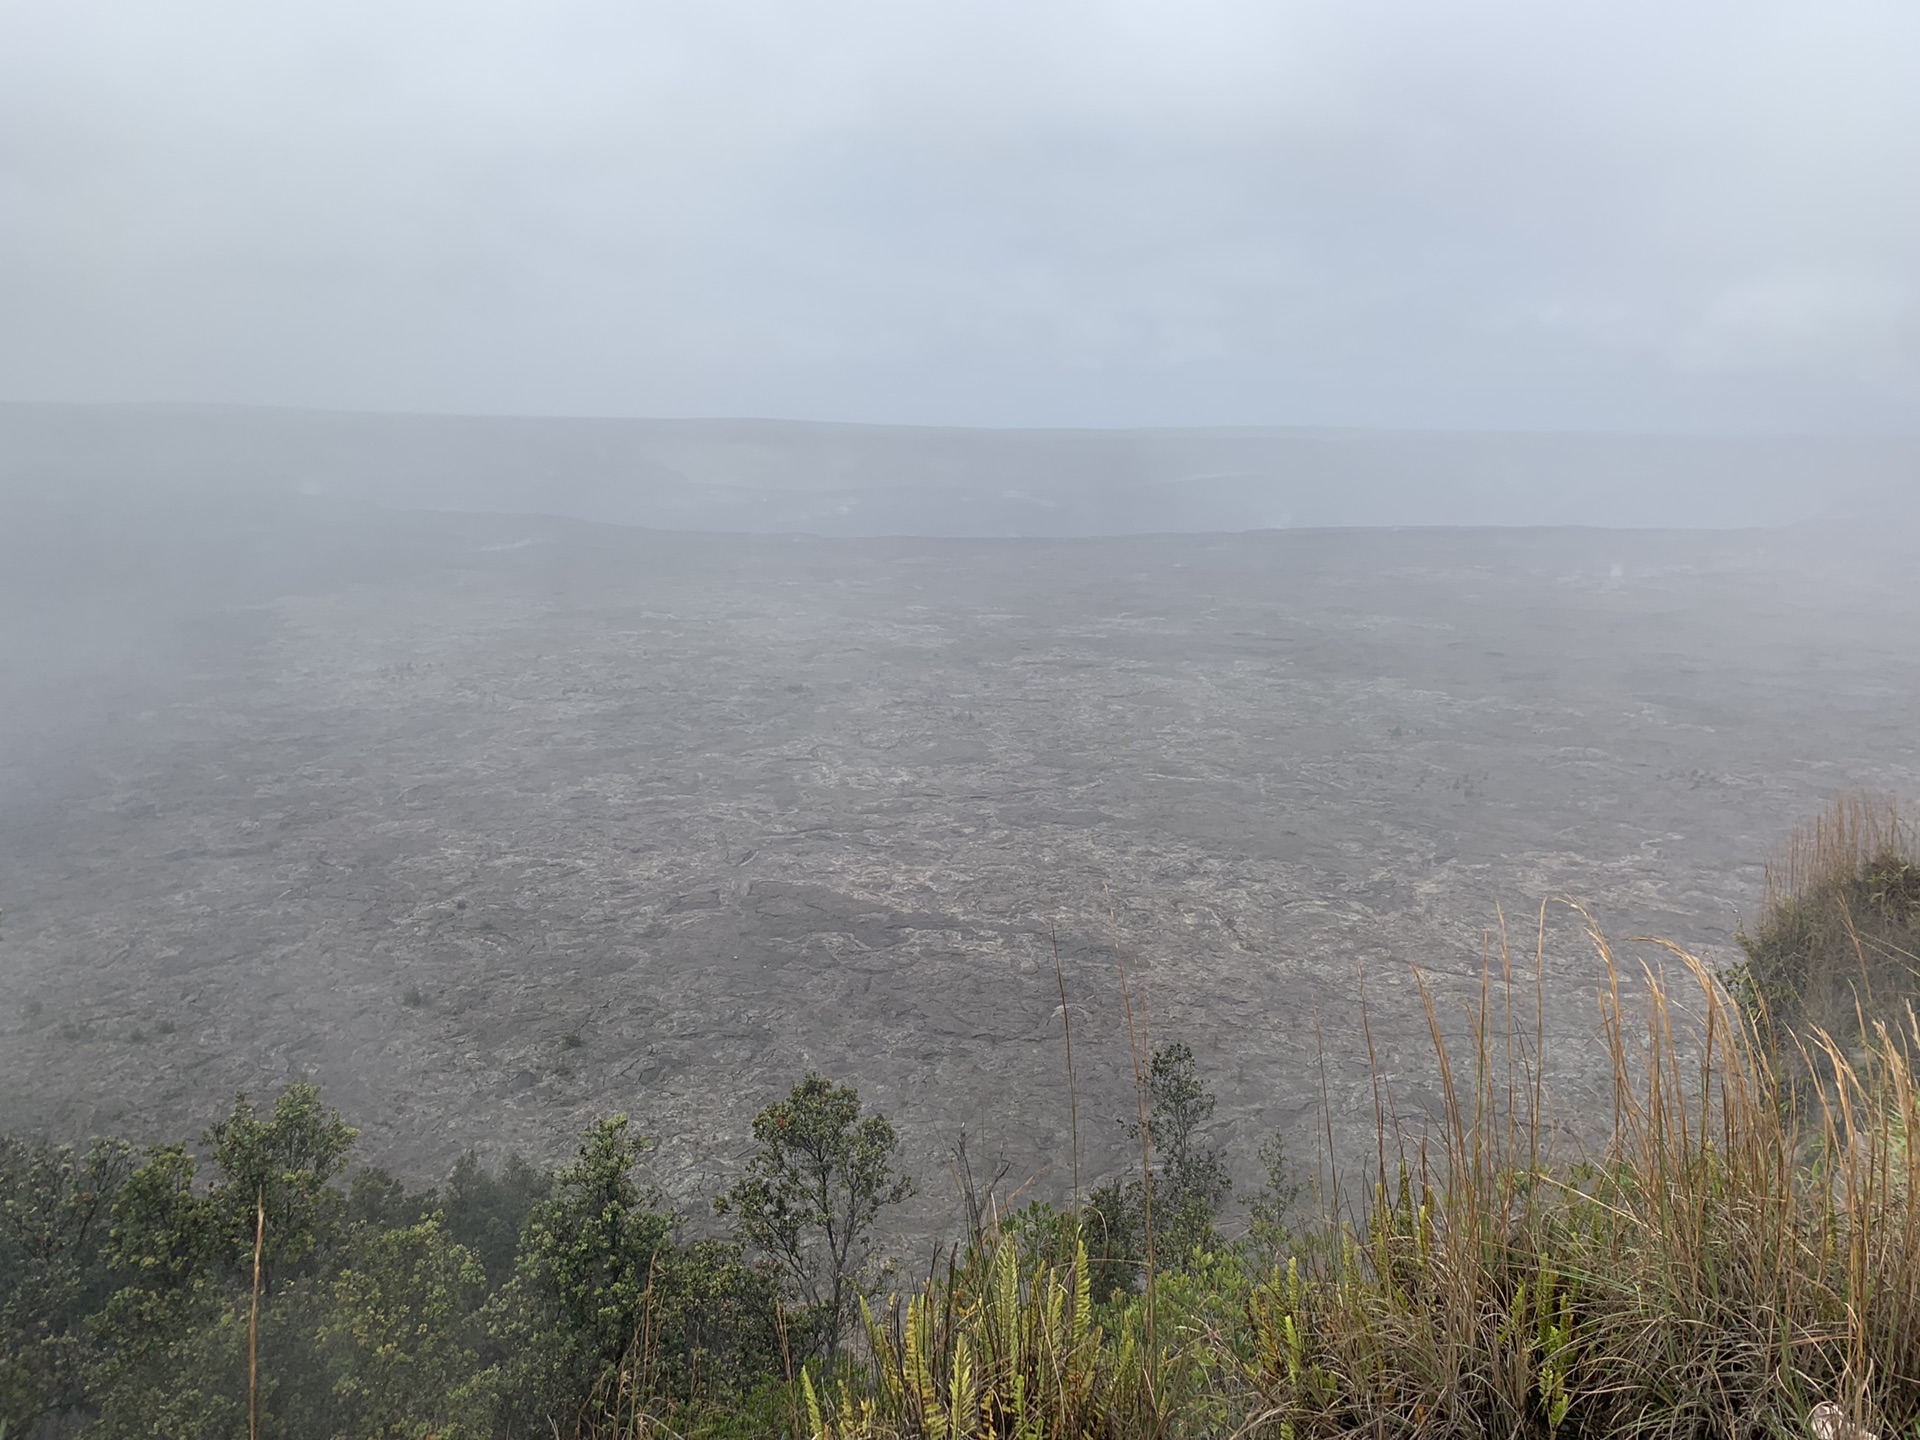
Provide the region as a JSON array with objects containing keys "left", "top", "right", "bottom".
[
  {"left": 804, "top": 897, "right": 1920, "bottom": 1440},
  {"left": 1765, "top": 793, "right": 1907, "bottom": 909},
  {"left": 1244, "top": 907, "right": 1920, "bottom": 1439},
  {"left": 1733, "top": 793, "right": 1920, "bottom": 1092}
]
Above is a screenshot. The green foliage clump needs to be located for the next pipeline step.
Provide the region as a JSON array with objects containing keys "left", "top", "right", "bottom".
[
  {"left": 317, "top": 1216, "right": 490, "bottom": 1438},
  {"left": 1086, "top": 1041, "right": 1233, "bottom": 1299},
  {"left": 205, "top": 1084, "right": 359, "bottom": 1282},
  {"left": 0, "top": 1135, "right": 134, "bottom": 1433},
  {"left": 441, "top": 1150, "right": 552, "bottom": 1287},
  {"left": 1729, "top": 795, "right": 1920, "bottom": 1090},
  {"left": 489, "top": 1114, "right": 675, "bottom": 1431},
  {"left": 0, "top": 1071, "right": 921, "bottom": 1440},
  {"left": 716, "top": 1074, "right": 915, "bottom": 1365},
  {"left": 86, "top": 1084, "right": 360, "bottom": 1439}
]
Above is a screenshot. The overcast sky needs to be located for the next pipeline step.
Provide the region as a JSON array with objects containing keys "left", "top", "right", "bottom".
[{"left": 3, "top": 1, "right": 1917, "bottom": 431}]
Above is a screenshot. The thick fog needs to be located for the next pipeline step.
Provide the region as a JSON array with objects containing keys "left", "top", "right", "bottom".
[
  {"left": 4, "top": 1, "right": 1919, "bottom": 437},
  {"left": 5, "top": 0, "right": 1920, "bottom": 1255},
  {"left": 6, "top": 404, "right": 1920, "bottom": 536}
]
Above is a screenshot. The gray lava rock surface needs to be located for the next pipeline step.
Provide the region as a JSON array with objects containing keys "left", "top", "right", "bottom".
[{"left": 3, "top": 503, "right": 1917, "bottom": 1238}]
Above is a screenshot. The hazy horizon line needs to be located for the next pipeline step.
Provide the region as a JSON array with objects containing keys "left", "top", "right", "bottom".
[{"left": 7, "top": 398, "right": 1920, "bottom": 445}]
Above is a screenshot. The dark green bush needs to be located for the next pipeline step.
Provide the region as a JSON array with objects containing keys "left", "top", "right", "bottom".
[
  {"left": 1085, "top": 1040, "right": 1233, "bottom": 1300},
  {"left": 0, "top": 1135, "right": 134, "bottom": 1433},
  {"left": 1730, "top": 794, "right": 1920, "bottom": 1093}
]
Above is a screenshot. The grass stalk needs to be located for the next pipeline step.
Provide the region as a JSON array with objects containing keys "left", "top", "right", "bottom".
[{"left": 248, "top": 1188, "right": 264, "bottom": 1440}]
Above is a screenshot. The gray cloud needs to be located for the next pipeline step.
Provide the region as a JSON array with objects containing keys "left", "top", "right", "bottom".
[{"left": 2, "top": 0, "right": 1916, "bottom": 429}]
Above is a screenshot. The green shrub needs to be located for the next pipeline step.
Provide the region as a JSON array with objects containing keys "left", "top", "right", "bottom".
[
  {"left": 715, "top": 1075, "right": 914, "bottom": 1366},
  {"left": 488, "top": 1116, "right": 675, "bottom": 1433},
  {"left": 1085, "top": 1040, "right": 1233, "bottom": 1300},
  {"left": 440, "top": 1150, "right": 552, "bottom": 1287},
  {"left": 0, "top": 1135, "right": 135, "bottom": 1433},
  {"left": 488, "top": 1115, "right": 783, "bottom": 1436},
  {"left": 86, "top": 1086, "right": 360, "bottom": 1439},
  {"left": 316, "top": 1216, "right": 491, "bottom": 1439},
  {"left": 1729, "top": 793, "right": 1920, "bottom": 1094}
]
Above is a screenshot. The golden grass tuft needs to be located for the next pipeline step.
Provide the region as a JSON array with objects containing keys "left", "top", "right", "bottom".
[{"left": 1766, "top": 793, "right": 1907, "bottom": 914}]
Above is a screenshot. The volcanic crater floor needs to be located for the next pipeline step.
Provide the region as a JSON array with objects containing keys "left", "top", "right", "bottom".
[{"left": 4, "top": 509, "right": 1917, "bottom": 1234}]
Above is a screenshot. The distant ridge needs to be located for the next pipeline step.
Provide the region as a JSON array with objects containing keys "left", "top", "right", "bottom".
[{"left": 3, "top": 402, "right": 1915, "bottom": 536}]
